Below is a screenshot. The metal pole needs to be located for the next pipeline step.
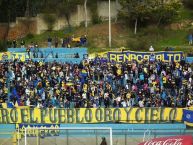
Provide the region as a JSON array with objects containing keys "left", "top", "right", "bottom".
[
  {"left": 95, "top": 130, "right": 98, "bottom": 145},
  {"left": 17, "top": 127, "right": 20, "bottom": 145},
  {"left": 84, "top": 0, "right": 88, "bottom": 35},
  {"left": 25, "top": 128, "right": 27, "bottom": 145},
  {"left": 37, "top": 130, "right": 39, "bottom": 145},
  {"left": 125, "top": 130, "right": 127, "bottom": 145},
  {"left": 8, "top": 62, "right": 10, "bottom": 102},
  {"left": 67, "top": 130, "right": 69, "bottom": 145},
  {"left": 110, "top": 128, "right": 113, "bottom": 145},
  {"left": 109, "top": 0, "right": 112, "bottom": 48}
]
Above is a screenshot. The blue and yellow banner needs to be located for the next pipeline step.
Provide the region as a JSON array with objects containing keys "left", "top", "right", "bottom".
[
  {"left": 108, "top": 51, "right": 184, "bottom": 63},
  {"left": 0, "top": 52, "right": 28, "bottom": 61}
]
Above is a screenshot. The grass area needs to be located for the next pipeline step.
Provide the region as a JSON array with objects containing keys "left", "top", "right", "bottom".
[
  {"left": 20, "top": 27, "right": 76, "bottom": 47},
  {"left": 155, "top": 30, "right": 188, "bottom": 48},
  {"left": 173, "top": 6, "right": 193, "bottom": 22},
  {"left": 18, "top": 24, "right": 193, "bottom": 54}
]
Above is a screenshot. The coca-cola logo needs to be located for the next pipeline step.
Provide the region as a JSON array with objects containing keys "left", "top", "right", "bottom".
[{"left": 144, "top": 138, "right": 183, "bottom": 145}]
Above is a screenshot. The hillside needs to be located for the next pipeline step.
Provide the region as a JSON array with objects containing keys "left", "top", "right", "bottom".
[
  {"left": 20, "top": 21, "right": 193, "bottom": 54},
  {"left": 11, "top": 6, "right": 193, "bottom": 54}
]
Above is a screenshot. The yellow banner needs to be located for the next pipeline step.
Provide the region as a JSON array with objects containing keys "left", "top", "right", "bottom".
[
  {"left": 0, "top": 52, "right": 27, "bottom": 61},
  {"left": 0, "top": 108, "right": 183, "bottom": 124},
  {"left": 0, "top": 52, "right": 10, "bottom": 60}
]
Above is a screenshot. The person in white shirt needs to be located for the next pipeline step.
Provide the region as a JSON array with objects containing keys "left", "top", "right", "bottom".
[
  {"left": 149, "top": 46, "right": 154, "bottom": 52},
  {"left": 25, "top": 87, "right": 30, "bottom": 96},
  {"left": 139, "top": 99, "right": 144, "bottom": 107},
  {"left": 82, "top": 92, "right": 87, "bottom": 99},
  {"left": 26, "top": 98, "right": 30, "bottom": 106},
  {"left": 187, "top": 99, "right": 192, "bottom": 107},
  {"left": 37, "top": 102, "right": 43, "bottom": 108}
]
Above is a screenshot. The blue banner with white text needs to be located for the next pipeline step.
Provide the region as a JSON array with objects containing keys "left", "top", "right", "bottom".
[{"left": 107, "top": 51, "right": 184, "bottom": 63}]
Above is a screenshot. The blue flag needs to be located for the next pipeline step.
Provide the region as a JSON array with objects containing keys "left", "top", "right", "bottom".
[{"left": 182, "top": 109, "right": 193, "bottom": 123}]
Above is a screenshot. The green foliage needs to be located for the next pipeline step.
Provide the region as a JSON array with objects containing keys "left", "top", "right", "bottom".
[
  {"left": 127, "top": 38, "right": 149, "bottom": 51},
  {"left": 26, "top": 33, "right": 34, "bottom": 39},
  {"left": 56, "top": 0, "right": 79, "bottom": 27},
  {"left": 152, "top": 0, "right": 182, "bottom": 25},
  {"left": 0, "top": 0, "right": 17, "bottom": 22},
  {"left": 43, "top": 14, "right": 57, "bottom": 31},
  {"left": 92, "top": 13, "right": 102, "bottom": 24},
  {"left": 119, "top": 0, "right": 182, "bottom": 27},
  {"left": 183, "top": 0, "right": 193, "bottom": 9},
  {"left": 87, "top": 0, "right": 102, "bottom": 24},
  {"left": 119, "top": 0, "right": 152, "bottom": 23},
  {"left": 0, "top": 40, "right": 7, "bottom": 52}
]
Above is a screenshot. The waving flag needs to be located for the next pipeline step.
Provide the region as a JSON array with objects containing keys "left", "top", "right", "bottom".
[{"left": 183, "top": 109, "right": 193, "bottom": 123}]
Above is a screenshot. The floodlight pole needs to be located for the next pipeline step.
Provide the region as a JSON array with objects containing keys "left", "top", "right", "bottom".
[
  {"left": 18, "top": 127, "right": 20, "bottom": 145},
  {"left": 25, "top": 128, "right": 27, "bottom": 145},
  {"left": 84, "top": 0, "right": 88, "bottom": 35},
  {"left": 109, "top": 0, "right": 112, "bottom": 48},
  {"left": 110, "top": 128, "right": 113, "bottom": 145}
]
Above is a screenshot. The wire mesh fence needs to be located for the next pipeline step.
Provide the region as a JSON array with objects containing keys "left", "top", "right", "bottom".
[
  {"left": 0, "top": 127, "right": 193, "bottom": 145},
  {"left": 17, "top": 128, "right": 193, "bottom": 145}
]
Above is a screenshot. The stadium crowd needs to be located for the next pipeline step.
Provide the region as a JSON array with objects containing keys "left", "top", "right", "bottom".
[{"left": 0, "top": 57, "right": 193, "bottom": 108}]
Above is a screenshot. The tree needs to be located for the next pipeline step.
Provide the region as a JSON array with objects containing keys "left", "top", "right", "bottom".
[
  {"left": 57, "top": 0, "right": 80, "bottom": 28},
  {"left": 0, "top": 0, "right": 17, "bottom": 50},
  {"left": 87, "top": 0, "right": 102, "bottom": 24},
  {"left": 43, "top": 14, "right": 57, "bottom": 31},
  {"left": 151, "top": 0, "right": 182, "bottom": 26},
  {"left": 183, "top": 0, "right": 193, "bottom": 9},
  {"left": 119, "top": 0, "right": 153, "bottom": 34},
  {"left": 119, "top": 0, "right": 182, "bottom": 34}
]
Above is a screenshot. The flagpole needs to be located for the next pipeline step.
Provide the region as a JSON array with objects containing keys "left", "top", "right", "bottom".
[{"left": 109, "top": 0, "right": 112, "bottom": 48}]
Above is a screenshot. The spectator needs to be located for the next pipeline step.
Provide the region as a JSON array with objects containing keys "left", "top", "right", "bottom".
[
  {"left": 20, "top": 40, "right": 25, "bottom": 48},
  {"left": 100, "top": 137, "right": 107, "bottom": 145},
  {"left": 13, "top": 40, "right": 17, "bottom": 48},
  {"left": 26, "top": 45, "right": 30, "bottom": 58},
  {"left": 188, "top": 33, "right": 193, "bottom": 45},
  {"left": 149, "top": 46, "right": 154, "bottom": 52},
  {"left": 30, "top": 42, "right": 35, "bottom": 58},
  {"left": 54, "top": 36, "right": 58, "bottom": 48},
  {"left": 7, "top": 40, "right": 12, "bottom": 48},
  {"left": 0, "top": 55, "right": 193, "bottom": 109},
  {"left": 61, "top": 38, "right": 64, "bottom": 47},
  {"left": 48, "top": 36, "right": 52, "bottom": 48},
  {"left": 80, "top": 35, "right": 87, "bottom": 46},
  {"left": 34, "top": 42, "right": 39, "bottom": 58}
]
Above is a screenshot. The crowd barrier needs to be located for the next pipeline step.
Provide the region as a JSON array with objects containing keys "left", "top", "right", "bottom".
[
  {"left": 2, "top": 48, "right": 88, "bottom": 63},
  {"left": 60, "top": 123, "right": 186, "bottom": 130},
  {"left": 186, "top": 57, "right": 193, "bottom": 63},
  {"left": 8, "top": 48, "right": 87, "bottom": 53},
  {"left": 0, "top": 124, "right": 15, "bottom": 138},
  {"left": 4, "top": 48, "right": 193, "bottom": 63}
]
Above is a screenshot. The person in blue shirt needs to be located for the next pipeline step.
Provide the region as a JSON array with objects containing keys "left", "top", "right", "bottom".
[{"left": 188, "top": 33, "right": 193, "bottom": 45}]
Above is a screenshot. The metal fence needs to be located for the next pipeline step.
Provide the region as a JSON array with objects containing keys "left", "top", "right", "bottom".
[{"left": 16, "top": 128, "right": 193, "bottom": 145}]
